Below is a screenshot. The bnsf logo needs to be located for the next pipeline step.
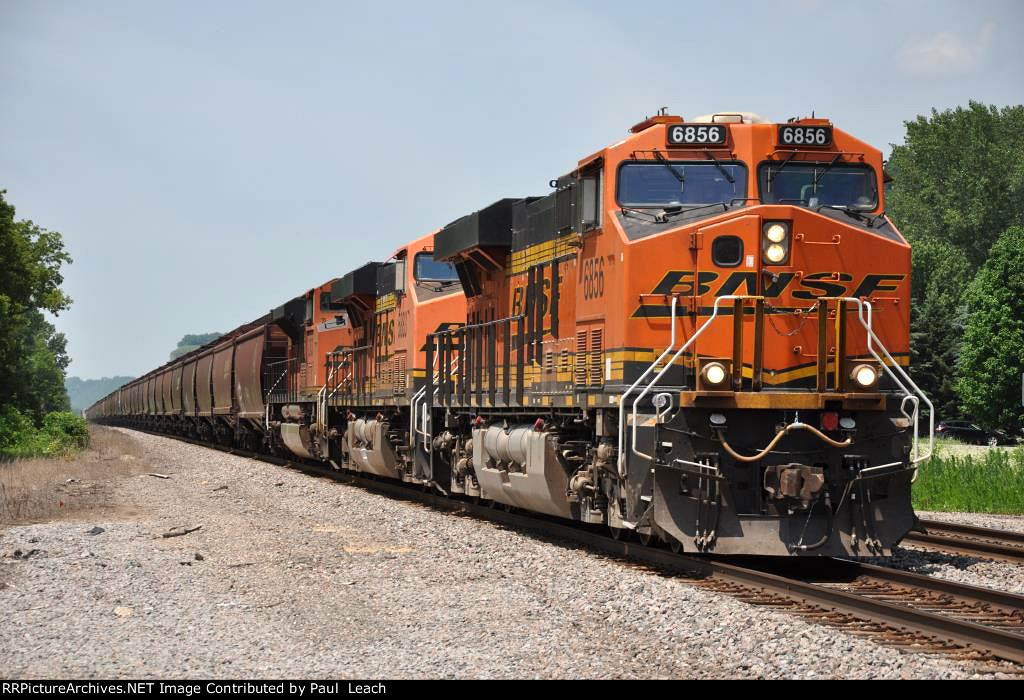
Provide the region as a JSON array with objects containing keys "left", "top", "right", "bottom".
[{"left": 633, "top": 271, "right": 904, "bottom": 316}]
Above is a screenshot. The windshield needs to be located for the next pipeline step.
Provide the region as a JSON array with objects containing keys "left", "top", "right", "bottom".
[
  {"left": 617, "top": 161, "right": 747, "bottom": 208},
  {"left": 414, "top": 253, "right": 458, "bottom": 282},
  {"left": 759, "top": 163, "right": 878, "bottom": 210}
]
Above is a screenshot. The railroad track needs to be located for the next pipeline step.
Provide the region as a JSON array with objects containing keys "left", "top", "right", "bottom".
[
  {"left": 126, "top": 428, "right": 1024, "bottom": 673},
  {"left": 903, "top": 520, "right": 1024, "bottom": 564}
]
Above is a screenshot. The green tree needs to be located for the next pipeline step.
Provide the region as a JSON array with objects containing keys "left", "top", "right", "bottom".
[
  {"left": 0, "top": 191, "right": 71, "bottom": 318},
  {"left": 888, "top": 102, "right": 1024, "bottom": 424},
  {"left": 19, "top": 311, "right": 72, "bottom": 417},
  {"left": 956, "top": 226, "right": 1024, "bottom": 431},
  {"left": 0, "top": 190, "right": 73, "bottom": 424},
  {"left": 887, "top": 102, "right": 1024, "bottom": 267},
  {"left": 170, "top": 331, "right": 222, "bottom": 360},
  {"left": 909, "top": 238, "right": 972, "bottom": 420}
]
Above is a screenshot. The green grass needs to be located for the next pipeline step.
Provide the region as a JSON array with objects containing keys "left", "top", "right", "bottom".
[
  {"left": 912, "top": 445, "right": 1024, "bottom": 514},
  {"left": 0, "top": 408, "right": 90, "bottom": 461}
]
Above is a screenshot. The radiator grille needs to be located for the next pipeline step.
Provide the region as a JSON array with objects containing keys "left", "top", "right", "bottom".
[
  {"left": 574, "top": 326, "right": 605, "bottom": 388},
  {"left": 574, "top": 331, "right": 588, "bottom": 387},
  {"left": 544, "top": 350, "right": 555, "bottom": 375},
  {"left": 392, "top": 353, "right": 407, "bottom": 394},
  {"left": 589, "top": 328, "right": 604, "bottom": 386}
]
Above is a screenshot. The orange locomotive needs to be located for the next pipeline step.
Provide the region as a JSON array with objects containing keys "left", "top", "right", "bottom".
[
  {"left": 87, "top": 111, "right": 932, "bottom": 556},
  {"left": 257, "top": 232, "right": 467, "bottom": 476}
]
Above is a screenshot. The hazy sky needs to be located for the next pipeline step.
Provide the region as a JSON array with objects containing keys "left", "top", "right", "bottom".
[{"left": 2, "top": 0, "right": 1022, "bottom": 378}]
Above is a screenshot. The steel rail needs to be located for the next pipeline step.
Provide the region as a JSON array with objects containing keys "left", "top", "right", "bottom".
[
  {"left": 903, "top": 519, "right": 1024, "bottom": 564},
  {"left": 748, "top": 556, "right": 1024, "bottom": 612},
  {"left": 121, "top": 427, "right": 1024, "bottom": 666}
]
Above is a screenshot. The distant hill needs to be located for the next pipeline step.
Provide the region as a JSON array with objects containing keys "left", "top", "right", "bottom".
[
  {"left": 170, "top": 332, "right": 223, "bottom": 360},
  {"left": 66, "top": 334, "right": 223, "bottom": 412},
  {"left": 65, "top": 376, "right": 135, "bottom": 413}
]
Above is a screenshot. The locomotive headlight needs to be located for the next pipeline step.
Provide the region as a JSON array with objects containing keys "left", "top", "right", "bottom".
[
  {"left": 765, "top": 223, "right": 788, "bottom": 243},
  {"left": 761, "top": 221, "right": 790, "bottom": 265},
  {"left": 851, "top": 364, "right": 879, "bottom": 389},
  {"left": 702, "top": 362, "right": 728, "bottom": 387},
  {"left": 765, "top": 244, "right": 787, "bottom": 263}
]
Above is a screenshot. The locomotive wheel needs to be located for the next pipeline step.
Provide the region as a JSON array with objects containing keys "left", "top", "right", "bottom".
[
  {"left": 609, "top": 526, "right": 624, "bottom": 540},
  {"left": 668, "top": 537, "right": 683, "bottom": 554},
  {"left": 638, "top": 530, "right": 655, "bottom": 547}
]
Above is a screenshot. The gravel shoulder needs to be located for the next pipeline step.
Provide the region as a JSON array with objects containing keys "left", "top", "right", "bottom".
[
  {"left": 916, "top": 510, "right": 1024, "bottom": 535},
  {"left": 0, "top": 429, "right": 1015, "bottom": 679}
]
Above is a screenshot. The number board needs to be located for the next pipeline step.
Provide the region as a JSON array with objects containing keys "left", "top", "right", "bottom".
[
  {"left": 778, "top": 125, "right": 833, "bottom": 147},
  {"left": 667, "top": 123, "right": 728, "bottom": 146}
]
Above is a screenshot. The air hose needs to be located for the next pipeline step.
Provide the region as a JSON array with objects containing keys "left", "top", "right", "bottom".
[{"left": 716, "top": 422, "right": 852, "bottom": 463}]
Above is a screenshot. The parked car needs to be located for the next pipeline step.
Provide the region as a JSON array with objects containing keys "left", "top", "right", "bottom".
[
  {"left": 936, "top": 420, "right": 1019, "bottom": 446},
  {"left": 990, "top": 428, "right": 1024, "bottom": 446}
]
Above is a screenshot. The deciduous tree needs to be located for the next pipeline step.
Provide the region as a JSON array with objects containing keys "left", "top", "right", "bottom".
[
  {"left": 909, "top": 238, "right": 972, "bottom": 420},
  {"left": 887, "top": 102, "right": 1024, "bottom": 267},
  {"left": 956, "top": 226, "right": 1024, "bottom": 431},
  {"left": 0, "top": 190, "right": 73, "bottom": 423}
]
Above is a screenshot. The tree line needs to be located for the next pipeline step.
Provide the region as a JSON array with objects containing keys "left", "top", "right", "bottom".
[
  {"left": 888, "top": 102, "right": 1024, "bottom": 432},
  {"left": 0, "top": 190, "right": 88, "bottom": 458}
]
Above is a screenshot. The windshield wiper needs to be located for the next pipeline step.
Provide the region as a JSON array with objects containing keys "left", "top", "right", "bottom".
[
  {"left": 653, "top": 151, "right": 686, "bottom": 185},
  {"left": 620, "top": 204, "right": 726, "bottom": 224},
  {"left": 703, "top": 149, "right": 735, "bottom": 184},
  {"left": 420, "top": 279, "right": 460, "bottom": 292},
  {"left": 619, "top": 206, "right": 661, "bottom": 221},
  {"left": 811, "top": 154, "right": 843, "bottom": 189},
  {"left": 816, "top": 204, "right": 872, "bottom": 226},
  {"left": 766, "top": 151, "right": 797, "bottom": 190},
  {"left": 655, "top": 201, "right": 731, "bottom": 223}
]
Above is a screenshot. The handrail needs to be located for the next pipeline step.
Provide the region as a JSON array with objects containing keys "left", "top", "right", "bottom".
[
  {"left": 263, "top": 367, "right": 289, "bottom": 431},
  {"left": 618, "top": 296, "right": 680, "bottom": 478},
  {"left": 431, "top": 313, "right": 524, "bottom": 407},
  {"left": 432, "top": 314, "right": 525, "bottom": 336},
  {"left": 326, "top": 344, "right": 371, "bottom": 400},
  {"left": 656, "top": 296, "right": 933, "bottom": 479},
  {"left": 411, "top": 337, "right": 442, "bottom": 451},
  {"left": 315, "top": 360, "right": 342, "bottom": 432},
  {"left": 626, "top": 295, "right": 750, "bottom": 473},
  {"left": 841, "top": 296, "right": 934, "bottom": 471}
]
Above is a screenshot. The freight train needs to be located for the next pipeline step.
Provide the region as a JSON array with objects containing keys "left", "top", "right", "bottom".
[{"left": 87, "top": 111, "right": 933, "bottom": 556}]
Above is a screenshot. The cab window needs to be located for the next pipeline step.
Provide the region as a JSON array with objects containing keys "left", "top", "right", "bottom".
[
  {"left": 759, "top": 162, "right": 878, "bottom": 210},
  {"left": 414, "top": 253, "right": 458, "bottom": 282},
  {"left": 320, "top": 291, "right": 346, "bottom": 311},
  {"left": 617, "top": 161, "right": 748, "bottom": 208}
]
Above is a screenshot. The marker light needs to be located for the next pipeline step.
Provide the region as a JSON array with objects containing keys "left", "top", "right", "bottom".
[
  {"left": 765, "top": 244, "right": 787, "bottom": 263},
  {"left": 765, "top": 223, "right": 788, "bottom": 243},
  {"left": 702, "top": 362, "right": 728, "bottom": 387},
  {"left": 851, "top": 364, "right": 879, "bottom": 389}
]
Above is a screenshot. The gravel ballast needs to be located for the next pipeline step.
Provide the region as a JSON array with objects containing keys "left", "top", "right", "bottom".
[
  {"left": 871, "top": 510, "right": 1024, "bottom": 595},
  {"left": 916, "top": 510, "right": 1024, "bottom": 535},
  {"left": 0, "top": 429, "right": 1017, "bottom": 679}
]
